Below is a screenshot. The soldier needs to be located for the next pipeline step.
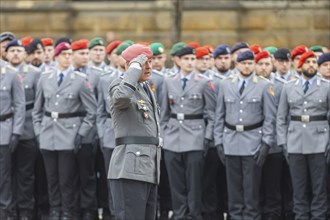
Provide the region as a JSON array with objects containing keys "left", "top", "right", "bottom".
[
  {"left": 25, "top": 39, "right": 47, "bottom": 70},
  {"left": 277, "top": 51, "right": 330, "bottom": 220},
  {"left": 41, "top": 38, "right": 55, "bottom": 69},
  {"left": 264, "top": 46, "right": 278, "bottom": 73},
  {"left": 32, "top": 42, "right": 97, "bottom": 220},
  {"left": 105, "top": 40, "right": 122, "bottom": 73},
  {"left": 108, "top": 44, "right": 161, "bottom": 220},
  {"left": 5, "top": 39, "right": 42, "bottom": 220},
  {"left": 230, "top": 42, "right": 249, "bottom": 72},
  {"left": 214, "top": 50, "right": 276, "bottom": 220},
  {"left": 0, "top": 55, "right": 25, "bottom": 220},
  {"left": 250, "top": 44, "right": 262, "bottom": 55},
  {"left": 160, "top": 46, "right": 216, "bottom": 220},
  {"left": 310, "top": 45, "right": 324, "bottom": 58},
  {"left": 213, "top": 44, "right": 233, "bottom": 79},
  {"left": 291, "top": 45, "right": 309, "bottom": 78},
  {"left": 318, "top": 52, "right": 330, "bottom": 81},
  {"left": 168, "top": 42, "right": 186, "bottom": 76},
  {"left": 89, "top": 37, "right": 107, "bottom": 70},
  {"left": 0, "top": 32, "right": 15, "bottom": 62}
]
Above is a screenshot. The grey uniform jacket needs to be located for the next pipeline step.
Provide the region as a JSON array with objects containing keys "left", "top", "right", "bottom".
[
  {"left": 32, "top": 69, "right": 97, "bottom": 151},
  {"left": 214, "top": 74, "right": 276, "bottom": 156},
  {"left": 108, "top": 66, "right": 161, "bottom": 184},
  {"left": 0, "top": 64, "right": 25, "bottom": 145},
  {"left": 160, "top": 72, "right": 216, "bottom": 152},
  {"left": 18, "top": 64, "right": 41, "bottom": 140},
  {"left": 97, "top": 71, "right": 117, "bottom": 149},
  {"left": 277, "top": 77, "right": 330, "bottom": 154}
]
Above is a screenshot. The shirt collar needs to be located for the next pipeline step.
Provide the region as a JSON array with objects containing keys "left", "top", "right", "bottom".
[
  {"left": 57, "top": 66, "right": 72, "bottom": 78},
  {"left": 301, "top": 75, "right": 317, "bottom": 86},
  {"left": 180, "top": 72, "right": 193, "bottom": 81}
]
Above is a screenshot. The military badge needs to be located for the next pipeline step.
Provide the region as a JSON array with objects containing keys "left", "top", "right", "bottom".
[
  {"left": 269, "top": 85, "right": 275, "bottom": 97},
  {"left": 143, "top": 112, "right": 149, "bottom": 119}
]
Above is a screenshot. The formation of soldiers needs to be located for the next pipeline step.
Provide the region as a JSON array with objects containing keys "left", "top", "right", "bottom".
[{"left": 0, "top": 30, "right": 329, "bottom": 220}]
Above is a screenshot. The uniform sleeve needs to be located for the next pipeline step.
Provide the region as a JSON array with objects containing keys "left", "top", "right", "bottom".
[
  {"left": 78, "top": 79, "right": 97, "bottom": 137},
  {"left": 213, "top": 81, "right": 225, "bottom": 146},
  {"left": 96, "top": 79, "right": 107, "bottom": 138},
  {"left": 327, "top": 82, "right": 330, "bottom": 145},
  {"left": 32, "top": 76, "right": 45, "bottom": 136},
  {"left": 159, "top": 78, "right": 171, "bottom": 132},
  {"left": 261, "top": 83, "right": 276, "bottom": 147},
  {"left": 12, "top": 73, "right": 26, "bottom": 135},
  {"left": 276, "top": 84, "right": 290, "bottom": 146},
  {"left": 111, "top": 66, "right": 142, "bottom": 109},
  {"left": 203, "top": 80, "right": 216, "bottom": 140}
]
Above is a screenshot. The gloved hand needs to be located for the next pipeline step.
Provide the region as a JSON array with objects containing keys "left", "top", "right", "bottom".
[
  {"left": 254, "top": 143, "right": 270, "bottom": 167},
  {"left": 36, "top": 135, "right": 40, "bottom": 147},
  {"left": 279, "top": 144, "right": 289, "bottom": 164},
  {"left": 92, "top": 137, "right": 99, "bottom": 155},
  {"left": 129, "top": 54, "right": 148, "bottom": 67},
  {"left": 203, "top": 138, "right": 211, "bottom": 158},
  {"left": 99, "top": 138, "right": 104, "bottom": 149},
  {"left": 9, "top": 134, "right": 20, "bottom": 154},
  {"left": 325, "top": 144, "right": 330, "bottom": 164},
  {"left": 73, "top": 135, "right": 83, "bottom": 154},
  {"left": 215, "top": 144, "right": 226, "bottom": 165}
]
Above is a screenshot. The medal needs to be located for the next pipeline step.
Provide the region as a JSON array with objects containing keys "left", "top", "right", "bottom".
[{"left": 144, "top": 112, "right": 149, "bottom": 119}]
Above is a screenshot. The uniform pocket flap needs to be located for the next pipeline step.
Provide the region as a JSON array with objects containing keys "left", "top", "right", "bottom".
[
  {"left": 224, "top": 96, "right": 235, "bottom": 103},
  {"left": 189, "top": 93, "right": 202, "bottom": 100},
  {"left": 317, "top": 126, "right": 328, "bottom": 133},
  {"left": 248, "top": 97, "right": 261, "bottom": 103}
]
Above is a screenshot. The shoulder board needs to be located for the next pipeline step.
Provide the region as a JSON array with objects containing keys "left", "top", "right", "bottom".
[
  {"left": 320, "top": 78, "right": 330, "bottom": 83},
  {"left": 274, "top": 76, "right": 287, "bottom": 84},
  {"left": 28, "top": 64, "right": 40, "bottom": 72},
  {"left": 152, "top": 69, "right": 164, "bottom": 76},
  {"left": 197, "top": 73, "right": 210, "bottom": 80},
  {"left": 213, "top": 72, "right": 226, "bottom": 80},
  {"left": 74, "top": 71, "right": 87, "bottom": 78},
  {"left": 91, "top": 65, "right": 103, "bottom": 73},
  {"left": 258, "top": 75, "right": 270, "bottom": 82},
  {"left": 41, "top": 70, "right": 53, "bottom": 75},
  {"left": 100, "top": 70, "right": 112, "bottom": 76},
  {"left": 6, "top": 65, "right": 17, "bottom": 72}
]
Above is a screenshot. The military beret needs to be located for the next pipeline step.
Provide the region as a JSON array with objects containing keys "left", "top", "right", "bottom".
[
  {"left": 291, "top": 45, "right": 309, "bottom": 59},
  {"left": 213, "top": 44, "right": 231, "bottom": 58},
  {"left": 250, "top": 44, "right": 262, "bottom": 55},
  {"left": 274, "top": 48, "right": 291, "bottom": 61},
  {"left": 54, "top": 42, "right": 71, "bottom": 57},
  {"left": 121, "top": 44, "right": 153, "bottom": 62},
  {"left": 317, "top": 52, "right": 330, "bottom": 66},
  {"left": 236, "top": 50, "right": 255, "bottom": 62},
  {"left": 106, "top": 40, "right": 122, "bottom": 55},
  {"left": 88, "top": 37, "right": 105, "bottom": 49},
  {"left": 21, "top": 36, "right": 34, "bottom": 47},
  {"left": 41, "top": 38, "right": 54, "bottom": 47},
  {"left": 255, "top": 51, "right": 271, "bottom": 63},
  {"left": 149, "top": 42, "right": 165, "bottom": 56},
  {"left": 204, "top": 45, "right": 214, "bottom": 53},
  {"left": 136, "top": 42, "right": 150, "bottom": 46},
  {"left": 5, "top": 39, "right": 24, "bottom": 52},
  {"left": 230, "top": 42, "right": 249, "bottom": 54},
  {"left": 310, "top": 45, "right": 324, "bottom": 53},
  {"left": 25, "top": 38, "right": 45, "bottom": 54},
  {"left": 176, "top": 47, "right": 196, "bottom": 58},
  {"left": 0, "top": 32, "right": 15, "bottom": 43},
  {"left": 298, "top": 51, "right": 316, "bottom": 68},
  {"left": 170, "top": 42, "right": 186, "bottom": 56},
  {"left": 196, "top": 46, "right": 209, "bottom": 59},
  {"left": 54, "top": 37, "right": 72, "bottom": 47},
  {"left": 264, "top": 46, "right": 277, "bottom": 55},
  {"left": 187, "top": 42, "right": 200, "bottom": 49},
  {"left": 71, "top": 39, "right": 89, "bottom": 51},
  {"left": 115, "top": 42, "right": 131, "bottom": 55}
]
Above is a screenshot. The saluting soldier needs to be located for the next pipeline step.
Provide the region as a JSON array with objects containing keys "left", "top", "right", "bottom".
[
  {"left": 214, "top": 50, "right": 276, "bottom": 220},
  {"left": 0, "top": 56, "right": 25, "bottom": 219},
  {"left": 277, "top": 51, "right": 330, "bottom": 220},
  {"left": 108, "top": 44, "right": 161, "bottom": 220},
  {"left": 160, "top": 46, "right": 216, "bottom": 220},
  {"left": 32, "top": 42, "right": 96, "bottom": 220}
]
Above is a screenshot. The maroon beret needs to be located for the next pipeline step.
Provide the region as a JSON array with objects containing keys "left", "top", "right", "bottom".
[
  {"left": 121, "top": 44, "right": 153, "bottom": 62},
  {"left": 54, "top": 42, "right": 71, "bottom": 57}
]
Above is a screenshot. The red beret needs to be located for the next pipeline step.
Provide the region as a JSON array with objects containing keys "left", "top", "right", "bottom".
[
  {"left": 21, "top": 36, "right": 34, "bottom": 47},
  {"left": 121, "top": 44, "right": 153, "bottom": 62},
  {"left": 196, "top": 46, "right": 210, "bottom": 59},
  {"left": 298, "top": 51, "right": 316, "bottom": 68},
  {"left": 106, "top": 40, "right": 122, "bottom": 55},
  {"left": 291, "top": 45, "right": 309, "bottom": 59},
  {"left": 255, "top": 51, "right": 271, "bottom": 63},
  {"left": 187, "top": 42, "right": 200, "bottom": 49},
  {"left": 136, "top": 41, "right": 150, "bottom": 46},
  {"left": 41, "top": 38, "right": 54, "bottom": 47},
  {"left": 204, "top": 45, "right": 214, "bottom": 53},
  {"left": 54, "top": 42, "right": 71, "bottom": 57},
  {"left": 71, "top": 39, "right": 89, "bottom": 51},
  {"left": 250, "top": 44, "right": 262, "bottom": 55}
]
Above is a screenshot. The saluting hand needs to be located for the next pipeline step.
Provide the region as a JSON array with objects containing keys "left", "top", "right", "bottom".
[{"left": 128, "top": 54, "right": 148, "bottom": 67}]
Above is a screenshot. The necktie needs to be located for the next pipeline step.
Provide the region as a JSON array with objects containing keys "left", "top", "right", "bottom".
[
  {"left": 239, "top": 80, "right": 245, "bottom": 95},
  {"left": 303, "top": 81, "right": 309, "bottom": 94},
  {"left": 182, "top": 78, "right": 188, "bottom": 90},
  {"left": 143, "top": 83, "right": 152, "bottom": 101},
  {"left": 58, "top": 73, "right": 64, "bottom": 86}
]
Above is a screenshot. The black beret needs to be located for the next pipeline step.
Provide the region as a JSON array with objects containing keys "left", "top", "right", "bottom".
[
  {"left": 213, "top": 44, "right": 231, "bottom": 58},
  {"left": 317, "top": 52, "right": 330, "bottom": 66},
  {"left": 54, "top": 37, "right": 72, "bottom": 48},
  {"left": 25, "top": 38, "right": 44, "bottom": 54},
  {"left": 274, "top": 48, "right": 291, "bottom": 61},
  {"left": 5, "top": 39, "right": 24, "bottom": 52},
  {"left": 236, "top": 50, "right": 255, "bottom": 62},
  {"left": 176, "top": 46, "right": 196, "bottom": 58},
  {"left": 231, "top": 42, "right": 249, "bottom": 54}
]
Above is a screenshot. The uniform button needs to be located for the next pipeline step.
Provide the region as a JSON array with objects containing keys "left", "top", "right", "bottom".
[
  {"left": 239, "top": 118, "right": 243, "bottom": 122},
  {"left": 252, "top": 99, "right": 256, "bottom": 102},
  {"left": 240, "top": 101, "right": 243, "bottom": 104},
  {"left": 304, "top": 109, "right": 307, "bottom": 112},
  {"left": 179, "top": 121, "right": 183, "bottom": 124},
  {"left": 136, "top": 151, "right": 141, "bottom": 156},
  {"left": 53, "top": 119, "right": 57, "bottom": 122},
  {"left": 239, "top": 109, "right": 243, "bottom": 113},
  {"left": 180, "top": 105, "right": 184, "bottom": 108},
  {"left": 73, "top": 124, "right": 76, "bottom": 128},
  {"left": 259, "top": 130, "right": 262, "bottom": 134},
  {"left": 181, "top": 97, "right": 184, "bottom": 100},
  {"left": 3, "top": 86, "right": 6, "bottom": 90},
  {"left": 304, "top": 101, "right": 307, "bottom": 105},
  {"left": 319, "top": 100, "right": 322, "bottom": 102},
  {"left": 25, "top": 85, "right": 28, "bottom": 88},
  {"left": 302, "top": 124, "right": 306, "bottom": 128},
  {"left": 56, "top": 94, "right": 60, "bottom": 98},
  {"left": 55, "top": 102, "right": 58, "bottom": 105}
]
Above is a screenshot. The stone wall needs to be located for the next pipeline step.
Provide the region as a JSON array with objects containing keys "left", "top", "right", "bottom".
[{"left": 1, "top": 0, "right": 329, "bottom": 49}]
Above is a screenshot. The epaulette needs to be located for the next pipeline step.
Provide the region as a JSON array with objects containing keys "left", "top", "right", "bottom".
[
  {"left": 91, "top": 65, "right": 103, "bottom": 73},
  {"left": 152, "top": 69, "right": 164, "bottom": 77},
  {"left": 6, "top": 65, "right": 17, "bottom": 72},
  {"left": 213, "top": 73, "right": 226, "bottom": 80},
  {"left": 100, "top": 70, "right": 113, "bottom": 77},
  {"left": 28, "top": 64, "right": 40, "bottom": 72},
  {"left": 258, "top": 75, "right": 270, "bottom": 82},
  {"left": 274, "top": 76, "right": 287, "bottom": 84},
  {"left": 197, "top": 73, "right": 210, "bottom": 80},
  {"left": 320, "top": 78, "right": 330, "bottom": 83},
  {"left": 41, "top": 70, "right": 53, "bottom": 75},
  {"left": 74, "top": 71, "right": 87, "bottom": 78}
]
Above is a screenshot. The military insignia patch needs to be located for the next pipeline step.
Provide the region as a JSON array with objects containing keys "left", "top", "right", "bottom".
[
  {"left": 209, "top": 81, "right": 215, "bottom": 91},
  {"left": 269, "top": 85, "right": 275, "bottom": 97},
  {"left": 17, "top": 74, "right": 23, "bottom": 83},
  {"left": 143, "top": 112, "right": 149, "bottom": 119},
  {"left": 150, "top": 83, "right": 155, "bottom": 93},
  {"left": 85, "top": 81, "right": 91, "bottom": 89}
]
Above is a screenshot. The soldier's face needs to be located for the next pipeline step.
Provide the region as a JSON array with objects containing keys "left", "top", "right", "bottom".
[
  {"left": 56, "top": 50, "right": 72, "bottom": 69},
  {"left": 255, "top": 57, "right": 273, "bottom": 78},
  {"left": 180, "top": 54, "right": 196, "bottom": 75},
  {"left": 107, "top": 51, "right": 119, "bottom": 68},
  {"left": 207, "top": 55, "right": 214, "bottom": 69},
  {"left": 6, "top": 46, "right": 26, "bottom": 66},
  {"left": 319, "top": 61, "right": 330, "bottom": 80},
  {"left": 274, "top": 59, "right": 291, "bottom": 75},
  {"left": 215, "top": 54, "right": 231, "bottom": 73},
  {"left": 90, "top": 46, "right": 105, "bottom": 64},
  {"left": 138, "top": 58, "right": 152, "bottom": 82},
  {"left": 232, "top": 48, "right": 249, "bottom": 67},
  {"left": 73, "top": 49, "right": 89, "bottom": 68},
  {"left": 237, "top": 60, "right": 255, "bottom": 77},
  {"left": 0, "top": 40, "right": 10, "bottom": 60},
  {"left": 44, "top": 46, "right": 54, "bottom": 64},
  {"left": 195, "top": 55, "right": 209, "bottom": 73},
  {"left": 151, "top": 54, "right": 166, "bottom": 71},
  {"left": 301, "top": 57, "right": 318, "bottom": 79},
  {"left": 27, "top": 49, "right": 45, "bottom": 67}
]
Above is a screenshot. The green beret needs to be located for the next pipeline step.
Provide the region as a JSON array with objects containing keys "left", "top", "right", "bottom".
[
  {"left": 123, "top": 40, "right": 134, "bottom": 46},
  {"left": 88, "top": 37, "right": 105, "bottom": 49},
  {"left": 170, "top": 42, "right": 186, "bottom": 56},
  {"left": 150, "top": 42, "right": 165, "bottom": 56},
  {"left": 309, "top": 45, "right": 323, "bottom": 53},
  {"left": 264, "top": 46, "right": 278, "bottom": 55},
  {"left": 115, "top": 42, "right": 131, "bottom": 55}
]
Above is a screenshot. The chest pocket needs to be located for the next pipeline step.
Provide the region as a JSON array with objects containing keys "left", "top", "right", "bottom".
[
  {"left": 136, "top": 101, "right": 153, "bottom": 125},
  {"left": 224, "top": 96, "right": 236, "bottom": 113},
  {"left": 189, "top": 93, "right": 203, "bottom": 105},
  {"left": 24, "top": 84, "right": 35, "bottom": 102},
  {"left": 313, "top": 96, "right": 327, "bottom": 110},
  {"left": 65, "top": 93, "right": 77, "bottom": 104},
  {"left": 168, "top": 94, "right": 177, "bottom": 105},
  {"left": 247, "top": 96, "right": 262, "bottom": 112}
]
